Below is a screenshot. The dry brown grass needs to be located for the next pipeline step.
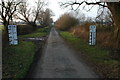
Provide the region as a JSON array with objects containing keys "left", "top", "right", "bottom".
[
  {"left": 69, "top": 22, "right": 117, "bottom": 50},
  {"left": 70, "top": 25, "right": 89, "bottom": 42}
]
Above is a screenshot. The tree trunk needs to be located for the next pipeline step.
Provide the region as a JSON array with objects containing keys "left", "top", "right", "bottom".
[
  {"left": 107, "top": 3, "right": 120, "bottom": 49},
  {"left": 2, "top": 18, "right": 10, "bottom": 45},
  {"left": 2, "top": 23, "right": 9, "bottom": 46}
]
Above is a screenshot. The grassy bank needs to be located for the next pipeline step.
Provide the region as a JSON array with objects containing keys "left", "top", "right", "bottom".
[
  {"left": 2, "top": 27, "right": 51, "bottom": 78},
  {"left": 19, "top": 27, "right": 50, "bottom": 38},
  {"left": 60, "top": 31, "right": 119, "bottom": 78},
  {"left": 3, "top": 41, "right": 36, "bottom": 78}
]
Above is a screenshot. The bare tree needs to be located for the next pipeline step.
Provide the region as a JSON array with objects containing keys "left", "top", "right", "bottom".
[
  {"left": 0, "top": 0, "right": 23, "bottom": 28},
  {"left": 37, "top": 8, "right": 53, "bottom": 27},
  {"left": 76, "top": 12, "right": 86, "bottom": 23},
  {"left": 17, "top": 0, "right": 47, "bottom": 27},
  {"left": 42, "top": 8, "right": 53, "bottom": 27},
  {"left": 33, "top": 0, "right": 46, "bottom": 24},
  {"left": 16, "top": 1, "right": 30, "bottom": 23},
  {"left": 60, "top": 0, "right": 120, "bottom": 49},
  {"left": 36, "top": 10, "right": 45, "bottom": 25},
  {"left": 96, "top": 7, "right": 113, "bottom": 26},
  {"left": 0, "top": 0, "right": 23, "bottom": 44}
]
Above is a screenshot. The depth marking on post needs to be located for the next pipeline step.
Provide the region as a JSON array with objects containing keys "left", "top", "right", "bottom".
[
  {"left": 8, "top": 25, "right": 18, "bottom": 45},
  {"left": 89, "top": 25, "right": 96, "bottom": 46}
]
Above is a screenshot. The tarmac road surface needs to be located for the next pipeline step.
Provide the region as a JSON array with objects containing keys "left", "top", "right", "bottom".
[{"left": 29, "top": 27, "right": 98, "bottom": 78}]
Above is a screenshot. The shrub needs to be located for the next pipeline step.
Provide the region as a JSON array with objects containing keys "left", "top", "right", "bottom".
[
  {"left": 55, "top": 13, "right": 79, "bottom": 31},
  {"left": 17, "top": 24, "right": 35, "bottom": 35}
]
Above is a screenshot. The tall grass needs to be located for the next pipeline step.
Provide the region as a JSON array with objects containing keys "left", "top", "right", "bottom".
[{"left": 69, "top": 22, "right": 117, "bottom": 50}]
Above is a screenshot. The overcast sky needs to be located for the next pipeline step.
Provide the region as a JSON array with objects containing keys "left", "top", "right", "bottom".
[
  {"left": 0, "top": 0, "right": 100, "bottom": 22},
  {"left": 47, "top": 0, "right": 99, "bottom": 21},
  {"left": 28, "top": 0, "right": 100, "bottom": 21}
]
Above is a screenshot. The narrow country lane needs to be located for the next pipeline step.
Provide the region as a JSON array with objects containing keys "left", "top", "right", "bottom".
[{"left": 29, "top": 27, "right": 98, "bottom": 78}]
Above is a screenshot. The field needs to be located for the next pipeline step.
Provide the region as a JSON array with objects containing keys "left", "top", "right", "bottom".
[{"left": 19, "top": 27, "right": 50, "bottom": 38}]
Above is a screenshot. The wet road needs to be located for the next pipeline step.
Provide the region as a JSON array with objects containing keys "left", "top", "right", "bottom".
[{"left": 30, "top": 27, "right": 98, "bottom": 78}]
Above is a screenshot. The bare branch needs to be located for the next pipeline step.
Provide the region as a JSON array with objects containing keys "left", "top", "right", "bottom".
[
  {"left": 96, "top": 2, "right": 106, "bottom": 19},
  {"left": 86, "top": 5, "right": 94, "bottom": 12},
  {"left": 0, "top": 0, "right": 23, "bottom": 26},
  {"left": 60, "top": 1, "right": 107, "bottom": 11}
]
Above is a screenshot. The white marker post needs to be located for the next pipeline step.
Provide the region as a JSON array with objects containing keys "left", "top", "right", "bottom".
[
  {"left": 8, "top": 25, "right": 18, "bottom": 45},
  {"left": 89, "top": 25, "right": 96, "bottom": 45}
]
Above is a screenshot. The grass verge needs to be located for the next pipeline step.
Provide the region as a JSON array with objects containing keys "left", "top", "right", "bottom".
[
  {"left": 3, "top": 27, "right": 51, "bottom": 78},
  {"left": 60, "top": 31, "right": 120, "bottom": 78},
  {"left": 19, "top": 27, "right": 50, "bottom": 38},
  {"left": 3, "top": 41, "right": 36, "bottom": 78}
]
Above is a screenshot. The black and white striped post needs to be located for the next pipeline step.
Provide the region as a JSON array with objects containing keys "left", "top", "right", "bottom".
[
  {"left": 8, "top": 25, "right": 18, "bottom": 45},
  {"left": 89, "top": 25, "right": 96, "bottom": 46}
]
